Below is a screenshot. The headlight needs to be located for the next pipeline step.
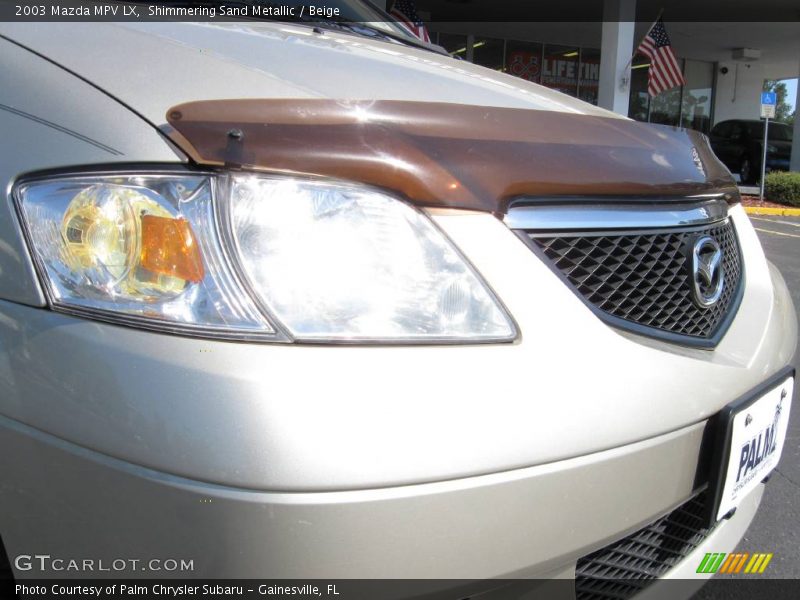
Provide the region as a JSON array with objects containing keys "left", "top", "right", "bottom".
[{"left": 15, "top": 171, "right": 516, "bottom": 343}]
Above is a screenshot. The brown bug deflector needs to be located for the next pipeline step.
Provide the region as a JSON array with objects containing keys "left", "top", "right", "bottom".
[{"left": 163, "top": 100, "right": 738, "bottom": 213}]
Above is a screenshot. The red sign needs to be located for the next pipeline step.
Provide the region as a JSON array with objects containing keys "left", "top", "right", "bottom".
[{"left": 507, "top": 51, "right": 540, "bottom": 82}]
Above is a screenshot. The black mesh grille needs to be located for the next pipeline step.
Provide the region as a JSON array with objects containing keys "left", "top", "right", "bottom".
[
  {"left": 575, "top": 493, "right": 714, "bottom": 600},
  {"left": 525, "top": 221, "right": 742, "bottom": 341}
]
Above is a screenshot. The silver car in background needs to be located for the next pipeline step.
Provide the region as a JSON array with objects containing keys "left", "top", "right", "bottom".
[{"left": 0, "top": 6, "right": 795, "bottom": 599}]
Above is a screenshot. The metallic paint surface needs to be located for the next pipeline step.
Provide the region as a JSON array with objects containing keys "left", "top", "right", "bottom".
[
  {"left": 0, "top": 22, "right": 620, "bottom": 128},
  {"left": 0, "top": 413, "right": 759, "bottom": 579},
  {"left": 0, "top": 21, "right": 794, "bottom": 585},
  {"left": 0, "top": 207, "right": 793, "bottom": 492},
  {"left": 0, "top": 38, "right": 182, "bottom": 307}
]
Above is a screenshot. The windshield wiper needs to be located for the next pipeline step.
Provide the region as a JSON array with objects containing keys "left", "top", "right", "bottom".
[
  {"left": 122, "top": 1, "right": 447, "bottom": 56},
  {"left": 292, "top": 17, "right": 447, "bottom": 55}
]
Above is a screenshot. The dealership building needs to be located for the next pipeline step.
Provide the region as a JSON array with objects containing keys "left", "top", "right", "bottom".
[{"left": 419, "top": 0, "right": 800, "bottom": 171}]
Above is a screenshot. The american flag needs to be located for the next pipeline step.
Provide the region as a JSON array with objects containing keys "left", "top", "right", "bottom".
[
  {"left": 389, "top": 0, "right": 431, "bottom": 43},
  {"left": 636, "top": 19, "right": 685, "bottom": 97}
]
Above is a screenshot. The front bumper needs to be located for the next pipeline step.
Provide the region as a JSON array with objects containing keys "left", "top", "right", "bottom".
[
  {"left": 0, "top": 204, "right": 795, "bottom": 583},
  {"left": 0, "top": 412, "right": 764, "bottom": 582}
]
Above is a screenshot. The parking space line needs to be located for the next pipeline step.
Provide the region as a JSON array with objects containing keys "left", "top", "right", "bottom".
[
  {"left": 751, "top": 217, "right": 800, "bottom": 228},
  {"left": 753, "top": 227, "right": 800, "bottom": 239}
]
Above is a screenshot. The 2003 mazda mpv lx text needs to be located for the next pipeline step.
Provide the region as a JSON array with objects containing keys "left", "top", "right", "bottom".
[{"left": 0, "top": 3, "right": 796, "bottom": 598}]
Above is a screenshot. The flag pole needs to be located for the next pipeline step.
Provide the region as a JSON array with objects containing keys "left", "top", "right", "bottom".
[{"left": 621, "top": 8, "right": 665, "bottom": 74}]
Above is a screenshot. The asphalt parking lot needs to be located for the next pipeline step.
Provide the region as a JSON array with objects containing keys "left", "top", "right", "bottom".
[
  {"left": 737, "top": 216, "right": 800, "bottom": 576},
  {"left": 698, "top": 215, "right": 800, "bottom": 593}
]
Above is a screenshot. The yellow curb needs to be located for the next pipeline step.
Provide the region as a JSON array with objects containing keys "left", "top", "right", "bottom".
[{"left": 744, "top": 206, "right": 800, "bottom": 217}]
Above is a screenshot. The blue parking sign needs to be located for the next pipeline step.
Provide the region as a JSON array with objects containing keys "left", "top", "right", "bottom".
[{"left": 761, "top": 92, "right": 777, "bottom": 106}]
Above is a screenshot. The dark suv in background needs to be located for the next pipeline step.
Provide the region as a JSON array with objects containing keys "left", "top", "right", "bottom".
[{"left": 709, "top": 119, "right": 793, "bottom": 183}]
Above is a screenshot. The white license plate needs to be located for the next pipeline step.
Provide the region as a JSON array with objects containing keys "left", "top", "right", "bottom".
[{"left": 715, "top": 375, "right": 793, "bottom": 521}]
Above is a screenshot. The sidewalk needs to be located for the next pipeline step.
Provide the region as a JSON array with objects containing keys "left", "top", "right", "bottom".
[
  {"left": 744, "top": 206, "right": 800, "bottom": 216},
  {"left": 738, "top": 185, "right": 800, "bottom": 216}
]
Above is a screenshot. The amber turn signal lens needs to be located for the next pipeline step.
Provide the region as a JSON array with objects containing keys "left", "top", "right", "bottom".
[{"left": 140, "top": 215, "right": 204, "bottom": 283}]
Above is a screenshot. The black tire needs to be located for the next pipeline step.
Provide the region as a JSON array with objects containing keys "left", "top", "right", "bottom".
[
  {"left": 0, "top": 535, "right": 11, "bottom": 580},
  {"left": 0, "top": 535, "right": 14, "bottom": 600},
  {"left": 740, "top": 157, "right": 755, "bottom": 184}
]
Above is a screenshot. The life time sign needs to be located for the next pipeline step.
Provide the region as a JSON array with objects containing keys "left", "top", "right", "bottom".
[
  {"left": 506, "top": 51, "right": 599, "bottom": 89},
  {"left": 761, "top": 92, "right": 777, "bottom": 119}
]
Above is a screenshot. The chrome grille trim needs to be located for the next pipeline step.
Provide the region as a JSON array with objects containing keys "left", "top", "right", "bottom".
[
  {"left": 510, "top": 204, "right": 744, "bottom": 348},
  {"left": 504, "top": 199, "right": 728, "bottom": 231}
]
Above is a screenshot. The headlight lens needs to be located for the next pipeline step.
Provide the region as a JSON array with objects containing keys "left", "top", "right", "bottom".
[
  {"left": 227, "top": 176, "right": 514, "bottom": 340},
  {"left": 16, "top": 175, "right": 274, "bottom": 338},
  {"left": 16, "top": 172, "right": 515, "bottom": 343}
]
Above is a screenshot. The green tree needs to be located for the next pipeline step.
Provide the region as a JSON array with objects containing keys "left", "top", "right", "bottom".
[{"left": 762, "top": 80, "right": 794, "bottom": 124}]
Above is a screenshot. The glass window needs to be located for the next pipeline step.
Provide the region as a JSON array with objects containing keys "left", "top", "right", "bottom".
[
  {"left": 436, "top": 32, "right": 468, "bottom": 58},
  {"left": 505, "top": 40, "right": 543, "bottom": 83},
  {"left": 745, "top": 122, "right": 793, "bottom": 141},
  {"left": 729, "top": 122, "right": 745, "bottom": 141},
  {"left": 629, "top": 60, "right": 651, "bottom": 123},
  {"left": 649, "top": 85, "right": 682, "bottom": 127},
  {"left": 578, "top": 48, "right": 601, "bottom": 105},
  {"left": 681, "top": 60, "right": 713, "bottom": 133},
  {"left": 541, "top": 44, "right": 580, "bottom": 96},
  {"left": 429, "top": 31, "right": 717, "bottom": 126},
  {"left": 645, "top": 59, "right": 684, "bottom": 127},
  {"left": 472, "top": 37, "right": 505, "bottom": 71},
  {"left": 711, "top": 121, "right": 732, "bottom": 138}
]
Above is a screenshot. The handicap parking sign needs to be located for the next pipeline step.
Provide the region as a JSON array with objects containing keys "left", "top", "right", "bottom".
[{"left": 761, "top": 92, "right": 777, "bottom": 118}]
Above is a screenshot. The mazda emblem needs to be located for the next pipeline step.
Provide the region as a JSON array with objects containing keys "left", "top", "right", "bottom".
[{"left": 691, "top": 236, "right": 725, "bottom": 307}]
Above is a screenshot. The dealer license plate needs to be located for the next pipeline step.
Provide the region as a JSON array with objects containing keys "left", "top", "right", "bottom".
[{"left": 713, "top": 374, "right": 793, "bottom": 521}]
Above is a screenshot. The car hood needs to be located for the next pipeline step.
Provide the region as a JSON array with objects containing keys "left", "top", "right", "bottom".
[
  {"left": 0, "top": 21, "right": 617, "bottom": 125},
  {"left": 0, "top": 22, "right": 737, "bottom": 209}
]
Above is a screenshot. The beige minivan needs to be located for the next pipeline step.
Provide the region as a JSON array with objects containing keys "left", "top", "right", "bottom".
[{"left": 0, "top": 3, "right": 795, "bottom": 598}]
